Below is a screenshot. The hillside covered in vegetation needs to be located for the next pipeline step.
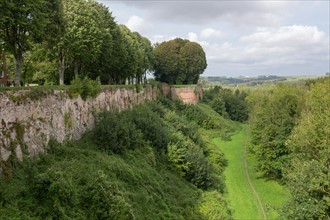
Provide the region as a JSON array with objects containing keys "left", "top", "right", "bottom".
[
  {"left": 0, "top": 96, "right": 238, "bottom": 219},
  {"left": 0, "top": 76, "right": 328, "bottom": 219}
]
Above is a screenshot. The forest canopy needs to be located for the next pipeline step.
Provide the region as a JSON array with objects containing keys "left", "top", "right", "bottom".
[
  {"left": 247, "top": 77, "right": 330, "bottom": 219},
  {"left": 0, "top": 0, "right": 207, "bottom": 86}
]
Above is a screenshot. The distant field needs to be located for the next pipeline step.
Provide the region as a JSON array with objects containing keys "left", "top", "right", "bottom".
[
  {"left": 204, "top": 75, "right": 323, "bottom": 87},
  {"left": 214, "top": 125, "right": 290, "bottom": 219},
  {"left": 282, "top": 75, "right": 321, "bottom": 82}
]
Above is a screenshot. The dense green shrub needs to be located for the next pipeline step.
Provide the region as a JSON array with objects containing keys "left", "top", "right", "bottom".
[
  {"left": 167, "top": 132, "right": 211, "bottom": 189},
  {"left": 198, "top": 190, "right": 231, "bottom": 219},
  {"left": 68, "top": 76, "right": 101, "bottom": 100},
  {"left": 183, "top": 104, "right": 218, "bottom": 129},
  {"left": 129, "top": 105, "right": 170, "bottom": 151},
  {"left": 248, "top": 84, "right": 305, "bottom": 179},
  {"left": 0, "top": 137, "right": 205, "bottom": 219},
  {"left": 164, "top": 110, "right": 205, "bottom": 148},
  {"left": 203, "top": 86, "right": 249, "bottom": 122},
  {"left": 82, "top": 171, "right": 134, "bottom": 219},
  {"left": 282, "top": 77, "right": 330, "bottom": 219},
  {"left": 31, "top": 169, "right": 83, "bottom": 219},
  {"left": 157, "top": 95, "right": 178, "bottom": 111},
  {"left": 145, "top": 100, "right": 168, "bottom": 117},
  {"left": 93, "top": 111, "right": 145, "bottom": 154},
  {"left": 210, "top": 96, "right": 227, "bottom": 117}
]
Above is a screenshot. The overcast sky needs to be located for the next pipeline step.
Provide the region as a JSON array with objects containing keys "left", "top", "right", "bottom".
[{"left": 97, "top": 0, "right": 329, "bottom": 77}]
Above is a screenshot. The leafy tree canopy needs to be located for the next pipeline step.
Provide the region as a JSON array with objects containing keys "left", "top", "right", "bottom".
[
  {"left": 283, "top": 77, "right": 330, "bottom": 219},
  {"left": 0, "top": 0, "right": 62, "bottom": 85},
  {"left": 153, "top": 38, "right": 207, "bottom": 85},
  {"left": 247, "top": 84, "right": 305, "bottom": 179}
]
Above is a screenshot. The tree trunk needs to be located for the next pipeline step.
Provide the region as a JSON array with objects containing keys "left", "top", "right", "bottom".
[
  {"left": 14, "top": 49, "right": 23, "bottom": 86},
  {"left": 58, "top": 52, "right": 65, "bottom": 85}
]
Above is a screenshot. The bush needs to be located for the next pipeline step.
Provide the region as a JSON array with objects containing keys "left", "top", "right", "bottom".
[
  {"left": 145, "top": 101, "right": 168, "bottom": 117},
  {"left": 129, "top": 105, "right": 170, "bottom": 151},
  {"left": 82, "top": 171, "right": 134, "bottom": 219},
  {"left": 167, "top": 132, "right": 212, "bottom": 189},
  {"left": 183, "top": 104, "right": 218, "bottom": 129},
  {"left": 164, "top": 110, "right": 206, "bottom": 148},
  {"left": 93, "top": 111, "right": 145, "bottom": 154},
  {"left": 203, "top": 86, "right": 249, "bottom": 122},
  {"left": 198, "top": 190, "right": 231, "bottom": 219},
  {"left": 68, "top": 76, "right": 101, "bottom": 100},
  {"left": 32, "top": 168, "right": 83, "bottom": 219}
]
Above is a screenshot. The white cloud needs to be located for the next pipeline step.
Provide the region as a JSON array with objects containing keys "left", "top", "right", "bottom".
[
  {"left": 204, "top": 25, "right": 329, "bottom": 68},
  {"left": 99, "top": 0, "right": 329, "bottom": 76},
  {"left": 200, "top": 28, "right": 224, "bottom": 39},
  {"left": 187, "top": 32, "right": 210, "bottom": 47},
  {"left": 126, "top": 15, "right": 144, "bottom": 32},
  {"left": 150, "top": 35, "right": 178, "bottom": 44},
  {"left": 150, "top": 35, "right": 165, "bottom": 43},
  {"left": 241, "top": 25, "right": 326, "bottom": 46},
  {"left": 187, "top": 32, "right": 199, "bottom": 42},
  {"left": 117, "top": 1, "right": 294, "bottom": 26}
]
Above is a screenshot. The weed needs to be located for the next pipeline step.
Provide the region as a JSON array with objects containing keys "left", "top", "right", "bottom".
[
  {"left": 13, "top": 122, "right": 25, "bottom": 144},
  {"left": 64, "top": 112, "right": 73, "bottom": 129}
]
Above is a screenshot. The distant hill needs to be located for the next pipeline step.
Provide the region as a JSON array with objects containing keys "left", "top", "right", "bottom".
[{"left": 205, "top": 75, "right": 286, "bottom": 86}]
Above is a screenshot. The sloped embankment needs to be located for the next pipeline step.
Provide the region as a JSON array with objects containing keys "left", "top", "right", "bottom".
[{"left": 0, "top": 98, "right": 234, "bottom": 219}]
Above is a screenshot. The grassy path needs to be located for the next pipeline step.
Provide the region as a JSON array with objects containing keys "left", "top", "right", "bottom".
[
  {"left": 213, "top": 125, "right": 289, "bottom": 219},
  {"left": 243, "top": 143, "right": 266, "bottom": 219}
]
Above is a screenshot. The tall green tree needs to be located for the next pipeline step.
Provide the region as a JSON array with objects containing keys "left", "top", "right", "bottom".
[
  {"left": 20, "top": 0, "right": 64, "bottom": 85},
  {"left": 118, "top": 25, "right": 139, "bottom": 84},
  {"left": 83, "top": 1, "right": 116, "bottom": 83},
  {"left": 283, "top": 77, "right": 330, "bottom": 219},
  {"left": 179, "top": 42, "right": 207, "bottom": 84},
  {"left": 248, "top": 84, "right": 305, "bottom": 179},
  {"left": 22, "top": 42, "right": 57, "bottom": 85},
  {"left": 57, "top": 0, "right": 108, "bottom": 84},
  {"left": 0, "top": 0, "right": 59, "bottom": 85},
  {"left": 154, "top": 38, "right": 207, "bottom": 85},
  {"left": 107, "top": 25, "right": 127, "bottom": 84},
  {"left": 45, "top": 0, "right": 65, "bottom": 85},
  {"left": 65, "top": 0, "right": 103, "bottom": 78},
  {"left": 203, "top": 86, "right": 248, "bottom": 122},
  {"left": 139, "top": 36, "right": 154, "bottom": 84},
  {"left": 117, "top": 25, "right": 153, "bottom": 85},
  {"left": 154, "top": 38, "right": 184, "bottom": 84}
]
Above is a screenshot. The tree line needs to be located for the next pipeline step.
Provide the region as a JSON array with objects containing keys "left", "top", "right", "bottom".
[
  {"left": 202, "top": 77, "right": 329, "bottom": 218},
  {"left": 203, "top": 86, "right": 249, "bottom": 123},
  {"left": 0, "top": 0, "right": 207, "bottom": 86},
  {"left": 248, "top": 77, "right": 330, "bottom": 219}
]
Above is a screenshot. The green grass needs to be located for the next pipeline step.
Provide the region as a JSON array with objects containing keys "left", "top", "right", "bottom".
[
  {"left": 213, "top": 125, "right": 290, "bottom": 219},
  {"left": 246, "top": 155, "right": 290, "bottom": 218}
]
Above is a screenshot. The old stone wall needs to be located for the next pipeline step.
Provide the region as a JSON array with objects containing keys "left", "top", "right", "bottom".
[
  {"left": 170, "top": 85, "right": 203, "bottom": 104},
  {"left": 0, "top": 86, "right": 157, "bottom": 173}
]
